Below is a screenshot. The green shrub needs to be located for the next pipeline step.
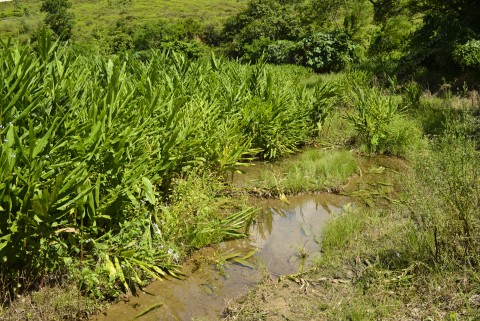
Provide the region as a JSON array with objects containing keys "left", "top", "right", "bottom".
[
  {"left": 378, "top": 115, "right": 422, "bottom": 156},
  {"left": 265, "top": 39, "right": 297, "bottom": 64},
  {"left": 219, "top": 0, "right": 306, "bottom": 61},
  {"left": 240, "top": 37, "right": 273, "bottom": 63},
  {"left": 159, "top": 40, "right": 206, "bottom": 59},
  {"left": 453, "top": 39, "right": 480, "bottom": 71},
  {"left": 240, "top": 97, "right": 308, "bottom": 159},
  {"left": 367, "top": 14, "right": 418, "bottom": 75},
  {"left": 297, "top": 31, "right": 356, "bottom": 72},
  {"left": 40, "top": 0, "right": 75, "bottom": 40},
  {"left": 344, "top": 82, "right": 424, "bottom": 156},
  {"left": 401, "top": 81, "right": 422, "bottom": 110}
]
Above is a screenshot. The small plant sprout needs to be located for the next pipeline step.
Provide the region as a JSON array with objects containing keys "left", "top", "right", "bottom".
[{"left": 296, "top": 242, "right": 309, "bottom": 260}]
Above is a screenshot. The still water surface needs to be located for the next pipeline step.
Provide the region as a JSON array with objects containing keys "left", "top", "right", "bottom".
[{"left": 91, "top": 193, "right": 350, "bottom": 321}]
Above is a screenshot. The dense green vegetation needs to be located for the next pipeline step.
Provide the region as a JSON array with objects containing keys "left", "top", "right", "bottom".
[
  {"left": 215, "top": 0, "right": 480, "bottom": 82},
  {"left": 0, "top": 0, "right": 479, "bottom": 319},
  {"left": 2, "top": 0, "right": 480, "bottom": 81},
  {"left": 0, "top": 0, "right": 245, "bottom": 55},
  {"left": 0, "top": 31, "right": 335, "bottom": 306},
  {"left": 316, "top": 108, "right": 480, "bottom": 319},
  {"left": 225, "top": 96, "right": 480, "bottom": 319}
]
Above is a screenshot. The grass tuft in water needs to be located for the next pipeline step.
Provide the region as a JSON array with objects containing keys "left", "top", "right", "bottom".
[{"left": 243, "top": 149, "right": 358, "bottom": 195}]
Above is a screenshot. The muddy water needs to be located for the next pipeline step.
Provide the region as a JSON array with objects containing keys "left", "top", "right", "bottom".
[{"left": 92, "top": 193, "right": 350, "bottom": 321}]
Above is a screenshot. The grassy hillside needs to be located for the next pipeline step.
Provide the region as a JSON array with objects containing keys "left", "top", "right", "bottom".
[{"left": 0, "top": 0, "right": 246, "bottom": 42}]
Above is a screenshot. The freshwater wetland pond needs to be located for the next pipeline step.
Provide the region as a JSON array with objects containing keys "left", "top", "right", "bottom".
[{"left": 92, "top": 193, "right": 351, "bottom": 321}]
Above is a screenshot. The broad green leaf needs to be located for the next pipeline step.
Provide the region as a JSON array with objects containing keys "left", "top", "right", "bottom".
[
  {"left": 104, "top": 254, "right": 116, "bottom": 280},
  {"left": 142, "top": 177, "right": 156, "bottom": 205},
  {"left": 32, "top": 119, "right": 57, "bottom": 158},
  {"left": 133, "top": 303, "right": 163, "bottom": 320},
  {"left": 0, "top": 234, "right": 11, "bottom": 252}
]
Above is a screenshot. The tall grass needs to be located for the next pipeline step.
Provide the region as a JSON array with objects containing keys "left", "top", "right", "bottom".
[
  {"left": 0, "top": 32, "right": 332, "bottom": 301},
  {"left": 407, "top": 112, "right": 480, "bottom": 267}
]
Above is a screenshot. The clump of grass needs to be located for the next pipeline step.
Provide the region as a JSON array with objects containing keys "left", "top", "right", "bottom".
[
  {"left": 243, "top": 149, "right": 358, "bottom": 194},
  {"left": 406, "top": 112, "right": 480, "bottom": 267},
  {"left": 377, "top": 114, "right": 424, "bottom": 156},
  {"left": 281, "top": 149, "right": 358, "bottom": 193},
  {"left": 0, "top": 283, "right": 97, "bottom": 321},
  {"left": 317, "top": 113, "right": 356, "bottom": 147},
  {"left": 321, "top": 205, "right": 365, "bottom": 255}
]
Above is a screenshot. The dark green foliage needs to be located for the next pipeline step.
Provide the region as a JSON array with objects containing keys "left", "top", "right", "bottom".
[
  {"left": 401, "top": 81, "right": 422, "bottom": 110},
  {"left": 453, "top": 39, "right": 480, "bottom": 71},
  {"left": 368, "top": 14, "right": 415, "bottom": 61},
  {"left": 308, "top": 0, "right": 349, "bottom": 25},
  {"left": 40, "top": 0, "right": 75, "bottom": 40},
  {"left": 401, "top": 0, "right": 480, "bottom": 76},
  {"left": 221, "top": 0, "right": 304, "bottom": 42},
  {"left": 264, "top": 40, "right": 297, "bottom": 64},
  {"left": 218, "top": 0, "right": 359, "bottom": 71},
  {"left": 297, "top": 31, "right": 356, "bottom": 72},
  {"left": 368, "top": 0, "right": 403, "bottom": 24},
  {"left": 238, "top": 37, "right": 273, "bottom": 63},
  {"left": 220, "top": 0, "right": 306, "bottom": 61},
  {"left": 200, "top": 23, "right": 224, "bottom": 47},
  {"left": 101, "top": 19, "right": 207, "bottom": 57}
]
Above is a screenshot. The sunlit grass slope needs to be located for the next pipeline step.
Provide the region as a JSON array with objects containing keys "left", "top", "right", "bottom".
[{"left": 0, "top": 0, "right": 246, "bottom": 41}]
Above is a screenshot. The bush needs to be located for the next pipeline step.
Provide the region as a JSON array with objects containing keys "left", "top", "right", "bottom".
[
  {"left": 297, "top": 31, "right": 356, "bottom": 72},
  {"left": 40, "top": 0, "right": 75, "bottom": 40},
  {"left": 379, "top": 115, "right": 422, "bottom": 156},
  {"left": 220, "top": 0, "right": 305, "bottom": 60},
  {"left": 401, "top": 81, "right": 422, "bottom": 110},
  {"left": 453, "top": 39, "right": 480, "bottom": 71},
  {"left": 240, "top": 96, "right": 309, "bottom": 159},
  {"left": 265, "top": 40, "right": 297, "bottom": 64},
  {"left": 159, "top": 40, "right": 206, "bottom": 59},
  {"left": 240, "top": 37, "right": 273, "bottom": 63}
]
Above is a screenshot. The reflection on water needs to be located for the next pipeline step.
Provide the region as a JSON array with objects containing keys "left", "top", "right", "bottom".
[
  {"left": 91, "top": 193, "right": 350, "bottom": 321},
  {"left": 250, "top": 194, "right": 346, "bottom": 277}
]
